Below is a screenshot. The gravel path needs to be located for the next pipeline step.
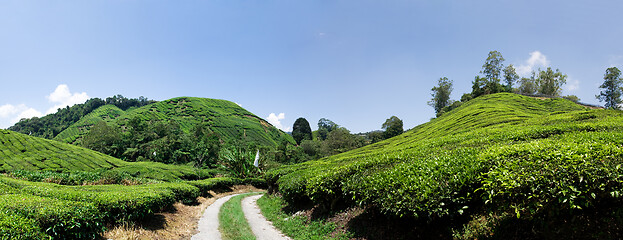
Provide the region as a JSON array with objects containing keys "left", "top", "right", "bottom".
[
  {"left": 191, "top": 193, "right": 242, "bottom": 240},
  {"left": 241, "top": 194, "right": 292, "bottom": 240}
]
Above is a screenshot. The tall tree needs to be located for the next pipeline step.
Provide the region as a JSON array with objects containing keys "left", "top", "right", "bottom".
[
  {"left": 292, "top": 117, "right": 312, "bottom": 145},
  {"left": 503, "top": 64, "right": 520, "bottom": 90},
  {"left": 537, "top": 67, "right": 567, "bottom": 96},
  {"left": 317, "top": 118, "right": 338, "bottom": 140},
  {"left": 481, "top": 50, "right": 505, "bottom": 84},
  {"left": 382, "top": 116, "right": 403, "bottom": 139},
  {"left": 596, "top": 67, "right": 623, "bottom": 109},
  {"left": 429, "top": 77, "right": 453, "bottom": 115}
]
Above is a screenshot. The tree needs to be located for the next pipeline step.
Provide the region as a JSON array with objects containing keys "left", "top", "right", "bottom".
[
  {"left": 481, "top": 50, "right": 505, "bottom": 84},
  {"left": 80, "top": 121, "right": 122, "bottom": 157},
  {"left": 317, "top": 118, "right": 338, "bottom": 140},
  {"left": 503, "top": 64, "right": 520, "bottom": 90},
  {"left": 320, "top": 127, "right": 365, "bottom": 156},
  {"left": 292, "top": 117, "right": 312, "bottom": 145},
  {"left": 518, "top": 71, "right": 538, "bottom": 94},
  {"left": 563, "top": 95, "right": 580, "bottom": 103},
  {"left": 472, "top": 51, "right": 507, "bottom": 97},
  {"left": 428, "top": 77, "right": 453, "bottom": 115},
  {"left": 596, "top": 67, "right": 623, "bottom": 109},
  {"left": 537, "top": 67, "right": 567, "bottom": 96},
  {"left": 382, "top": 116, "right": 403, "bottom": 139}
]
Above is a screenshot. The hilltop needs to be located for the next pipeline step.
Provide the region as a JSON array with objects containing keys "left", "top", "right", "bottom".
[
  {"left": 53, "top": 97, "right": 291, "bottom": 147},
  {"left": 266, "top": 93, "right": 623, "bottom": 239}
]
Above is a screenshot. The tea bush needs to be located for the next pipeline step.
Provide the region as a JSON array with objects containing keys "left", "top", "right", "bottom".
[{"left": 267, "top": 93, "right": 623, "bottom": 223}]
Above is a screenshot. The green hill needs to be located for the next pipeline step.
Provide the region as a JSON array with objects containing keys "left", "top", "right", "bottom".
[
  {"left": 53, "top": 104, "right": 125, "bottom": 143},
  {"left": 0, "top": 129, "right": 204, "bottom": 181},
  {"left": 266, "top": 93, "right": 623, "bottom": 238},
  {"left": 54, "top": 97, "right": 292, "bottom": 147}
]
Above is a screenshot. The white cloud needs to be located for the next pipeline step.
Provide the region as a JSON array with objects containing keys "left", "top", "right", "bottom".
[
  {"left": 516, "top": 51, "right": 550, "bottom": 77},
  {"left": 266, "top": 112, "right": 290, "bottom": 132},
  {"left": 565, "top": 79, "right": 580, "bottom": 92},
  {"left": 0, "top": 104, "right": 43, "bottom": 129},
  {"left": 0, "top": 104, "right": 18, "bottom": 118},
  {"left": 13, "top": 108, "right": 43, "bottom": 123},
  {"left": 45, "top": 84, "right": 89, "bottom": 114},
  {"left": 0, "top": 84, "right": 87, "bottom": 129}
]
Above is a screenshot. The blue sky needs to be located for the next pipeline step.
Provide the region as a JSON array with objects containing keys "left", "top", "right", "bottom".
[{"left": 1, "top": 1, "right": 622, "bottom": 132}]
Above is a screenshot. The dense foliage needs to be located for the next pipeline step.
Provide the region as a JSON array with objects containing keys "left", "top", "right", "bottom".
[
  {"left": 266, "top": 93, "right": 623, "bottom": 237},
  {"left": 292, "top": 117, "right": 313, "bottom": 145}
]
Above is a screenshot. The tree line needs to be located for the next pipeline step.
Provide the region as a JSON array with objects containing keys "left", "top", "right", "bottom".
[
  {"left": 8, "top": 95, "right": 156, "bottom": 138},
  {"left": 429, "top": 50, "right": 623, "bottom": 116},
  {"left": 284, "top": 116, "right": 404, "bottom": 162}
]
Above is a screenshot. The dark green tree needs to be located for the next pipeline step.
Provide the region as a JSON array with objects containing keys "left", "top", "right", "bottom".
[
  {"left": 80, "top": 121, "right": 122, "bottom": 157},
  {"left": 596, "top": 67, "right": 623, "bottom": 109},
  {"left": 382, "top": 116, "right": 403, "bottom": 139},
  {"left": 537, "top": 67, "right": 567, "bottom": 96},
  {"left": 317, "top": 118, "right": 338, "bottom": 140},
  {"left": 292, "top": 117, "right": 312, "bottom": 145},
  {"left": 429, "top": 77, "right": 453, "bottom": 115},
  {"left": 503, "top": 64, "right": 520, "bottom": 90}
]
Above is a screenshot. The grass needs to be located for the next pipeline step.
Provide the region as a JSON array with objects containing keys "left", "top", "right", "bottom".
[
  {"left": 266, "top": 93, "right": 623, "bottom": 237},
  {"left": 256, "top": 194, "right": 351, "bottom": 240},
  {"left": 219, "top": 192, "right": 261, "bottom": 240}
]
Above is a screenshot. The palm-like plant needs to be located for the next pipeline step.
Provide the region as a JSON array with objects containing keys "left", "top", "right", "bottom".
[{"left": 218, "top": 145, "right": 258, "bottom": 178}]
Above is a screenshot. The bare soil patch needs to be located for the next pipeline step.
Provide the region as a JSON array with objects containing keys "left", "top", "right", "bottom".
[{"left": 102, "top": 185, "right": 262, "bottom": 240}]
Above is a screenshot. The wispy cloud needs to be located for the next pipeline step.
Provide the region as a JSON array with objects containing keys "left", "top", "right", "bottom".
[
  {"left": 516, "top": 51, "right": 550, "bottom": 77},
  {"left": 565, "top": 78, "right": 580, "bottom": 92},
  {"left": 266, "top": 112, "right": 290, "bottom": 132},
  {"left": 45, "top": 84, "right": 89, "bottom": 114}
]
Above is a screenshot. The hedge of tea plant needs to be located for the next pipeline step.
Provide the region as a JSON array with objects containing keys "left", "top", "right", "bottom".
[
  {"left": 0, "top": 175, "right": 258, "bottom": 239},
  {"left": 267, "top": 93, "right": 623, "bottom": 222}
]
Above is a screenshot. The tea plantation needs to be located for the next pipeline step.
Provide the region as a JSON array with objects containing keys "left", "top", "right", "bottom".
[
  {"left": 0, "top": 129, "right": 205, "bottom": 181},
  {"left": 53, "top": 97, "right": 293, "bottom": 147},
  {"left": 266, "top": 93, "right": 623, "bottom": 238}
]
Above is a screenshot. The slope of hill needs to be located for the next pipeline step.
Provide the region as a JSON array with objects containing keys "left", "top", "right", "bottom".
[
  {"left": 266, "top": 93, "right": 623, "bottom": 238},
  {"left": 0, "top": 129, "right": 204, "bottom": 181},
  {"left": 54, "top": 97, "right": 292, "bottom": 147},
  {"left": 53, "top": 104, "right": 125, "bottom": 143}
]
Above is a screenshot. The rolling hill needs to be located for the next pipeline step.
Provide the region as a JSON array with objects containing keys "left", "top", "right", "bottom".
[
  {"left": 53, "top": 97, "right": 293, "bottom": 147},
  {"left": 266, "top": 93, "right": 623, "bottom": 238},
  {"left": 0, "top": 129, "right": 205, "bottom": 181}
]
